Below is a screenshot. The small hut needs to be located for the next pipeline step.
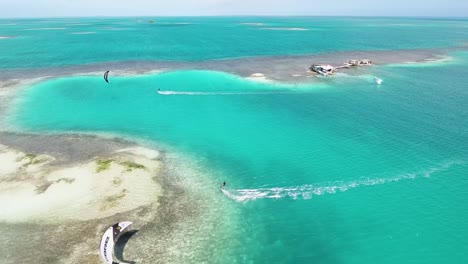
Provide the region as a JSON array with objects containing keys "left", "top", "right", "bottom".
[
  {"left": 347, "top": 59, "right": 373, "bottom": 66},
  {"left": 309, "top": 64, "right": 336, "bottom": 76},
  {"left": 359, "top": 59, "right": 372, "bottom": 65}
]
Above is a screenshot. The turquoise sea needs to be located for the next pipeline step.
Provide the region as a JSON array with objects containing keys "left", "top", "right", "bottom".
[{"left": 1, "top": 17, "right": 468, "bottom": 263}]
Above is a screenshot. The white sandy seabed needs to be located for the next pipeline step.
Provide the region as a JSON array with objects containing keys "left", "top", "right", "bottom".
[{"left": 0, "top": 144, "right": 163, "bottom": 223}]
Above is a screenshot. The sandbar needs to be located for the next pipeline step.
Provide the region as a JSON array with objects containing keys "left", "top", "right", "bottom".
[
  {"left": 0, "top": 47, "right": 461, "bottom": 84},
  {"left": 0, "top": 144, "right": 162, "bottom": 222}
]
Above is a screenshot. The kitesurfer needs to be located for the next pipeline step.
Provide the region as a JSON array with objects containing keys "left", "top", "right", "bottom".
[
  {"left": 221, "top": 181, "right": 226, "bottom": 190},
  {"left": 104, "top": 70, "right": 110, "bottom": 83}
]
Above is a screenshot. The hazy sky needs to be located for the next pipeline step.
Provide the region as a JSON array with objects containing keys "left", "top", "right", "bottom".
[{"left": 1, "top": 0, "right": 467, "bottom": 18}]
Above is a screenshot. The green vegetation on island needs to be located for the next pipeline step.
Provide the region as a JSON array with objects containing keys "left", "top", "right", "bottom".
[
  {"left": 96, "top": 159, "right": 113, "bottom": 172},
  {"left": 18, "top": 153, "right": 49, "bottom": 166},
  {"left": 120, "top": 161, "right": 146, "bottom": 172}
]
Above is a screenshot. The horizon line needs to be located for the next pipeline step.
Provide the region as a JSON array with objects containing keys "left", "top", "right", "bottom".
[{"left": 1, "top": 14, "right": 467, "bottom": 19}]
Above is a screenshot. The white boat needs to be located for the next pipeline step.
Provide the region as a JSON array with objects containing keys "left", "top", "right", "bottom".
[{"left": 374, "top": 77, "right": 383, "bottom": 85}]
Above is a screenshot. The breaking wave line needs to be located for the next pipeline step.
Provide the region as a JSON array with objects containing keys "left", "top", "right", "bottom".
[{"left": 222, "top": 160, "right": 465, "bottom": 202}]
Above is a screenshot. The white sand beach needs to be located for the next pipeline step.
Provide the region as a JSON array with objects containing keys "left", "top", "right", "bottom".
[
  {"left": 0, "top": 144, "right": 162, "bottom": 223},
  {"left": 246, "top": 72, "right": 271, "bottom": 82}
]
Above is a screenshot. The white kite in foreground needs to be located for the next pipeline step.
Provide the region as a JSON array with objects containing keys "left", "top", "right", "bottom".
[{"left": 99, "top": 221, "right": 133, "bottom": 264}]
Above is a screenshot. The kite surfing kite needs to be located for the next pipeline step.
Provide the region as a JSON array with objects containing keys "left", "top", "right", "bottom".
[
  {"left": 99, "top": 221, "right": 133, "bottom": 264},
  {"left": 104, "top": 71, "right": 110, "bottom": 83}
]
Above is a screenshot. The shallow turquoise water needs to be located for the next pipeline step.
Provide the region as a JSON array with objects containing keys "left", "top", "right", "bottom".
[
  {"left": 1, "top": 17, "right": 468, "bottom": 69},
  {"left": 3, "top": 18, "right": 468, "bottom": 263}
]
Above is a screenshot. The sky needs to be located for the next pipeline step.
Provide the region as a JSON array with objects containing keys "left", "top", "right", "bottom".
[{"left": 0, "top": 0, "right": 467, "bottom": 18}]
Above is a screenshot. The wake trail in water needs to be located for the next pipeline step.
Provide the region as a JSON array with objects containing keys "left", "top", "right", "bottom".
[
  {"left": 223, "top": 160, "right": 465, "bottom": 202},
  {"left": 157, "top": 91, "right": 304, "bottom": 96}
]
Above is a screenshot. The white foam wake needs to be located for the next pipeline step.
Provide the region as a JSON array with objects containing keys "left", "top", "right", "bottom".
[
  {"left": 223, "top": 160, "right": 465, "bottom": 202},
  {"left": 157, "top": 91, "right": 300, "bottom": 96}
]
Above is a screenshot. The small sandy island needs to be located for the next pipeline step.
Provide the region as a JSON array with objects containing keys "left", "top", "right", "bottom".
[
  {"left": 0, "top": 144, "right": 162, "bottom": 223},
  {"left": 246, "top": 73, "right": 270, "bottom": 82},
  {"left": 0, "top": 36, "right": 15, "bottom": 39}
]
